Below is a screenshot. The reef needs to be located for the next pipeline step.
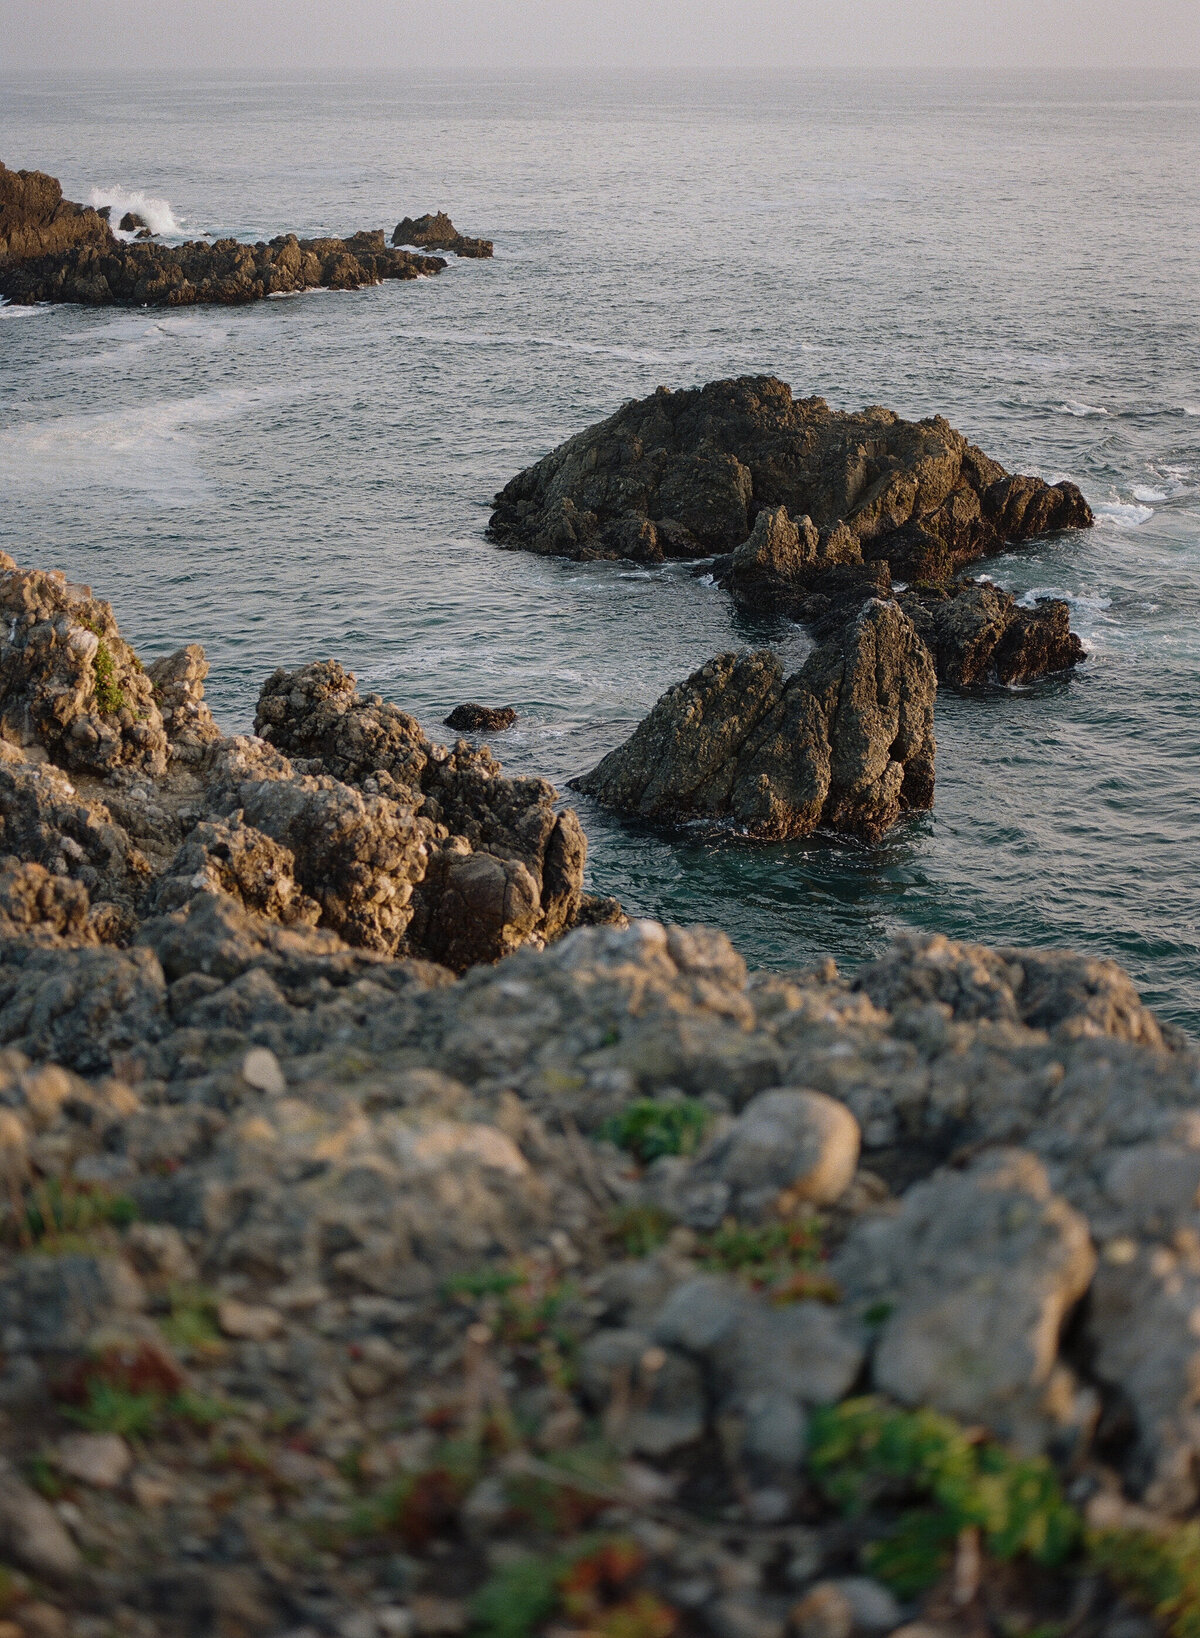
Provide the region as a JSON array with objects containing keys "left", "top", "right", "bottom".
[
  {"left": 392, "top": 211, "right": 494, "bottom": 258},
  {"left": 0, "top": 163, "right": 492, "bottom": 308}
]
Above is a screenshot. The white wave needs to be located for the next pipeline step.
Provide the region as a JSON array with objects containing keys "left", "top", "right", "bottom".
[
  {"left": 1094, "top": 501, "right": 1154, "bottom": 529},
  {"left": 1015, "top": 586, "right": 1112, "bottom": 615},
  {"left": 1182, "top": 405, "right": 1200, "bottom": 416},
  {"left": 1055, "top": 400, "right": 1108, "bottom": 417},
  {"left": 1132, "top": 485, "right": 1169, "bottom": 503},
  {"left": 0, "top": 302, "right": 45, "bottom": 317},
  {"left": 87, "top": 185, "right": 185, "bottom": 240}
]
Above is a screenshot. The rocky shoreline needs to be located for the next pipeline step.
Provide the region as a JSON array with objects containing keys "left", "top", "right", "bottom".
[
  {"left": 0, "top": 549, "right": 1190, "bottom": 1638},
  {"left": 0, "top": 163, "right": 492, "bottom": 307}
]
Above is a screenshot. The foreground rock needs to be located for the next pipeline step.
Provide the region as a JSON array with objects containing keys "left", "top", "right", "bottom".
[
  {"left": 392, "top": 210, "right": 493, "bottom": 258},
  {"left": 0, "top": 162, "right": 496, "bottom": 307},
  {"left": 491, "top": 375, "right": 1093, "bottom": 579},
  {"left": 0, "top": 552, "right": 587, "bottom": 974},
  {"left": 573, "top": 598, "right": 936, "bottom": 842}
]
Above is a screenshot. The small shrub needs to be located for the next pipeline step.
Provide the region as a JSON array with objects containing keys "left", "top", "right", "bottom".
[
  {"left": 472, "top": 1556, "right": 561, "bottom": 1638},
  {"left": 808, "top": 1397, "right": 1080, "bottom": 1597},
  {"left": 92, "top": 639, "right": 128, "bottom": 716},
  {"left": 471, "top": 1537, "right": 668, "bottom": 1638},
  {"left": 445, "top": 1267, "right": 525, "bottom": 1301},
  {"left": 601, "top": 1099, "right": 711, "bottom": 1165},
  {"left": 1089, "top": 1524, "right": 1200, "bottom": 1638},
  {"left": 65, "top": 1380, "right": 161, "bottom": 1438}
]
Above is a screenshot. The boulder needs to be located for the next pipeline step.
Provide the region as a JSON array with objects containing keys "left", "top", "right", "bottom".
[
  {"left": 391, "top": 211, "right": 493, "bottom": 258},
  {"left": 443, "top": 703, "right": 518, "bottom": 733},
  {"left": 901, "top": 580, "right": 1085, "bottom": 686},
  {"left": 490, "top": 375, "right": 1092, "bottom": 576},
  {"left": 833, "top": 1149, "right": 1096, "bottom": 1443},
  {"left": 144, "top": 644, "right": 221, "bottom": 759},
  {"left": 573, "top": 599, "right": 935, "bottom": 843},
  {"left": 0, "top": 161, "right": 112, "bottom": 263}
]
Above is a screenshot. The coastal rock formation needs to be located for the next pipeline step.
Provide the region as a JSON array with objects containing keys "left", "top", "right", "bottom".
[
  {"left": 490, "top": 375, "right": 1093, "bottom": 578},
  {"left": 392, "top": 210, "right": 494, "bottom": 258},
  {"left": 901, "top": 579, "right": 1087, "bottom": 686},
  {"left": 0, "top": 162, "right": 487, "bottom": 307},
  {"left": 574, "top": 598, "right": 936, "bottom": 842},
  {"left": 0, "top": 161, "right": 110, "bottom": 262},
  {"left": 0, "top": 556, "right": 587, "bottom": 976}
]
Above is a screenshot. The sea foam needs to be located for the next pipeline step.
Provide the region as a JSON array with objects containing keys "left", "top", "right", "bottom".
[{"left": 87, "top": 186, "right": 185, "bottom": 240}]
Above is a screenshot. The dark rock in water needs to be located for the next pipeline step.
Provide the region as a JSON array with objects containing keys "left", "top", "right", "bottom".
[
  {"left": 491, "top": 375, "right": 1092, "bottom": 578},
  {"left": 573, "top": 598, "right": 936, "bottom": 843},
  {"left": 901, "top": 580, "right": 1086, "bottom": 686},
  {"left": 0, "top": 160, "right": 452, "bottom": 307},
  {"left": 118, "top": 210, "right": 147, "bottom": 233},
  {"left": 0, "top": 161, "right": 111, "bottom": 263},
  {"left": 444, "top": 702, "right": 518, "bottom": 732},
  {"left": 392, "top": 210, "right": 493, "bottom": 258}
]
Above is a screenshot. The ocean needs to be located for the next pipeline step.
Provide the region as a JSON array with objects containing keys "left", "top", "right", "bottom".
[{"left": 2, "top": 70, "right": 1198, "bottom": 1025}]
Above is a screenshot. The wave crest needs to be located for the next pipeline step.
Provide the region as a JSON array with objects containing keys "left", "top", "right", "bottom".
[{"left": 87, "top": 185, "right": 184, "bottom": 240}]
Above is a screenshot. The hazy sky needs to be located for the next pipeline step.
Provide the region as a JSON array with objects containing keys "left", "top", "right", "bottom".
[{"left": 2, "top": 0, "right": 1199, "bottom": 74}]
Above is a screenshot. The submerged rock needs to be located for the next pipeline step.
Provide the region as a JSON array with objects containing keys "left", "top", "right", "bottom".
[
  {"left": 392, "top": 211, "right": 493, "bottom": 258},
  {"left": 490, "top": 375, "right": 1093, "bottom": 578},
  {"left": 573, "top": 598, "right": 936, "bottom": 843}
]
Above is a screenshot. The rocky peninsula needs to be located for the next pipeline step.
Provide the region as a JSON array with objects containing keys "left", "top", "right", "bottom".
[
  {"left": 0, "top": 162, "right": 491, "bottom": 308},
  {"left": 0, "top": 552, "right": 1190, "bottom": 1638}
]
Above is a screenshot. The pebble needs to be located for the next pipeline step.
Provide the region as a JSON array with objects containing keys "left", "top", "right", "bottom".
[
  {"left": 54, "top": 1433, "right": 132, "bottom": 1489},
  {"left": 218, "top": 1297, "right": 285, "bottom": 1341},
  {"left": 241, "top": 1045, "right": 286, "bottom": 1095}
]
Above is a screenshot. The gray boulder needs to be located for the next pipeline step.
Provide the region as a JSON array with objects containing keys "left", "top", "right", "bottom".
[{"left": 833, "top": 1149, "right": 1095, "bottom": 1444}]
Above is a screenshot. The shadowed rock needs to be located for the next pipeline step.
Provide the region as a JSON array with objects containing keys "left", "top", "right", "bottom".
[
  {"left": 392, "top": 211, "right": 493, "bottom": 258},
  {"left": 491, "top": 375, "right": 1092, "bottom": 577},
  {"left": 900, "top": 580, "right": 1086, "bottom": 686},
  {"left": 444, "top": 702, "right": 518, "bottom": 732},
  {"left": 573, "top": 598, "right": 936, "bottom": 843}
]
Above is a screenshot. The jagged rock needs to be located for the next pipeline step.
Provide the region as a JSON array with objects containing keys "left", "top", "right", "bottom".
[
  {"left": 901, "top": 580, "right": 1085, "bottom": 686},
  {"left": 255, "top": 661, "right": 586, "bottom": 966},
  {"left": 145, "top": 645, "right": 221, "bottom": 759},
  {"left": 574, "top": 599, "right": 935, "bottom": 843},
  {"left": 149, "top": 817, "right": 321, "bottom": 926},
  {"left": 0, "top": 858, "right": 94, "bottom": 942},
  {"left": 0, "top": 559, "right": 168, "bottom": 776},
  {"left": 0, "top": 164, "right": 450, "bottom": 307},
  {"left": 392, "top": 212, "right": 493, "bottom": 258},
  {"left": 0, "top": 160, "right": 110, "bottom": 263},
  {"left": 443, "top": 703, "right": 518, "bottom": 732},
  {"left": 490, "top": 376, "right": 1092, "bottom": 576},
  {"left": 853, "top": 930, "right": 1172, "bottom": 1049},
  {"left": 833, "top": 1150, "right": 1096, "bottom": 1443},
  {"left": 238, "top": 774, "right": 430, "bottom": 955},
  {"left": 720, "top": 505, "right": 863, "bottom": 605},
  {"left": 117, "top": 210, "right": 147, "bottom": 233},
  {"left": 0, "top": 757, "right": 147, "bottom": 923},
  {"left": 0, "top": 943, "right": 168, "bottom": 1073}
]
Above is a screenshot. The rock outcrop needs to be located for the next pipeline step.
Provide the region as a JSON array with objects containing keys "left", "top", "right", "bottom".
[
  {"left": 392, "top": 211, "right": 493, "bottom": 258},
  {"left": 573, "top": 598, "right": 936, "bottom": 843},
  {"left": 490, "top": 375, "right": 1093, "bottom": 578},
  {"left": 443, "top": 701, "right": 517, "bottom": 732},
  {"left": 0, "top": 556, "right": 588, "bottom": 976},
  {"left": 0, "top": 162, "right": 498, "bottom": 307},
  {"left": 900, "top": 579, "right": 1087, "bottom": 686}
]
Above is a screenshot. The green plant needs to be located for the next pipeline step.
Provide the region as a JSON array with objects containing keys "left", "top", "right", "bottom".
[
  {"left": 65, "top": 1380, "right": 162, "bottom": 1438},
  {"left": 808, "top": 1398, "right": 1080, "bottom": 1597},
  {"left": 1089, "top": 1524, "right": 1200, "bottom": 1638},
  {"left": 601, "top": 1099, "right": 711, "bottom": 1165},
  {"left": 697, "top": 1217, "right": 836, "bottom": 1302},
  {"left": 161, "top": 1284, "right": 223, "bottom": 1354},
  {"left": 445, "top": 1267, "right": 525, "bottom": 1301},
  {"left": 3, "top": 1175, "right": 137, "bottom": 1249},
  {"left": 472, "top": 1556, "right": 562, "bottom": 1638},
  {"left": 92, "top": 639, "right": 128, "bottom": 716},
  {"left": 606, "top": 1204, "right": 675, "bottom": 1258}
]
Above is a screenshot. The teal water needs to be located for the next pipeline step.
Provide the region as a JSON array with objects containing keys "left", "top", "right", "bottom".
[{"left": 2, "top": 71, "right": 1199, "bottom": 1024}]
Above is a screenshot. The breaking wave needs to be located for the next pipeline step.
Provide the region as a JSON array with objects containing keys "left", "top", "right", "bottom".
[{"left": 87, "top": 185, "right": 185, "bottom": 240}]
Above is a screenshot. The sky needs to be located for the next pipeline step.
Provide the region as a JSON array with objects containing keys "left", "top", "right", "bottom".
[{"left": 1, "top": 0, "right": 1199, "bottom": 74}]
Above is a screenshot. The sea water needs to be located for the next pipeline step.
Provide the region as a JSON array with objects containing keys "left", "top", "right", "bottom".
[{"left": 1, "top": 70, "right": 1199, "bottom": 1025}]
